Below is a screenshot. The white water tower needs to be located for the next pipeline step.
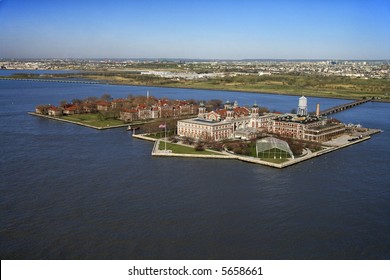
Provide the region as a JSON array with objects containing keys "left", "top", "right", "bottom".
[{"left": 297, "top": 96, "right": 308, "bottom": 116}]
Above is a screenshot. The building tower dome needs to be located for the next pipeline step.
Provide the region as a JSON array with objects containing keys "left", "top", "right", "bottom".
[
  {"left": 251, "top": 101, "right": 259, "bottom": 116},
  {"left": 198, "top": 101, "right": 206, "bottom": 118},
  {"left": 224, "top": 100, "right": 232, "bottom": 110},
  {"left": 297, "top": 96, "right": 308, "bottom": 116}
]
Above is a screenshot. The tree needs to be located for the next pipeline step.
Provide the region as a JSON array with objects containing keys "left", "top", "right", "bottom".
[
  {"left": 206, "top": 139, "right": 223, "bottom": 151},
  {"left": 206, "top": 99, "right": 223, "bottom": 109},
  {"left": 59, "top": 100, "right": 68, "bottom": 107},
  {"left": 195, "top": 142, "right": 205, "bottom": 151},
  {"left": 72, "top": 98, "right": 83, "bottom": 105},
  {"left": 84, "top": 96, "right": 98, "bottom": 103},
  {"left": 168, "top": 135, "right": 179, "bottom": 143},
  {"left": 101, "top": 93, "right": 112, "bottom": 101},
  {"left": 187, "top": 99, "right": 198, "bottom": 105},
  {"left": 36, "top": 104, "right": 50, "bottom": 114},
  {"left": 259, "top": 106, "right": 269, "bottom": 114},
  {"left": 182, "top": 137, "right": 194, "bottom": 145}
]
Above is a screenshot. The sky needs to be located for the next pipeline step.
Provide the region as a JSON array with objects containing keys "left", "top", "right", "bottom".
[{"left": 0, "top": 0, "right": 389, "bottom": 60}]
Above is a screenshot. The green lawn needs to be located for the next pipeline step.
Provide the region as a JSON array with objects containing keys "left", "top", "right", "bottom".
[
  {"left": 158, "top": 141, "right": 221, "bottom": 155},
  {"left": 257, "top": 148, "right": 291, "bottom": 163},
  {"left": 60, "top": 113, "right": 125, "bottom": 128},
  {"left": 145, "top": 131, "right": 176, "bottom": 139}
]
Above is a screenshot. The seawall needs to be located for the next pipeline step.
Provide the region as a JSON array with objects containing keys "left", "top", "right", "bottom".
[{"left": 133, "top": 131, "right": 381, "bottom": 169}]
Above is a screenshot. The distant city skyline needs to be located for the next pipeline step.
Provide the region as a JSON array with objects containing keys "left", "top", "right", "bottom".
[{"left": 1, "top": 0, "right": 389, "bottom": 60}]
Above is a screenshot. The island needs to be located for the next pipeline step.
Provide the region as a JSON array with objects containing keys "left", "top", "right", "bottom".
[{"left": 30, "top": 92, "right": 381, "bottom": 168}]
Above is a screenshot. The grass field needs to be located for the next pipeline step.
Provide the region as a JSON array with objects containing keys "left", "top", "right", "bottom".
[
  {"left": 256, "top": 148, "right": 291, "bottom": 163},
  {"left": 158, "top": 141, "right": 221, "bottom": 155},
  {"left": 60, "top": 114, "right": 125, "bottom": 128},
  {"left": 245, "top": 145, "right": 290, "bottom": 163},
  {"left": 145, "top": 131, "right": 176, "bottom": 139},
  {"left": 171, "top": 74, "right": 390, "bottom": 100}
]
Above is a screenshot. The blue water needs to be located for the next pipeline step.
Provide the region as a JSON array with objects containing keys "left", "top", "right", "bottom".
[
  {"left": 0, "top": 69, "right": 81, "bottom": 77},
  {"left": 1, "top": 79, "right": 389, "bottom": 259}
]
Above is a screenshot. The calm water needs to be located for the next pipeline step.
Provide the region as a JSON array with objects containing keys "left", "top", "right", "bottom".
[
  {"left": 1, "top": 80, "right": 389, "bottom": 259},
  {"left": 0, "top": 69, "right": 81, "bottom": 76}
]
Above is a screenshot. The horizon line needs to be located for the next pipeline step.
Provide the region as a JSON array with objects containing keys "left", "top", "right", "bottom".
[{"left": 2, "top": 57, "right": 390, "bottom": 62}]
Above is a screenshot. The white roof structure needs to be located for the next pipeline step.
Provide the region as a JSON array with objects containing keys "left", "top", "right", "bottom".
[{"left": 256, "top": 137, "right": 294, "bottom": 159}]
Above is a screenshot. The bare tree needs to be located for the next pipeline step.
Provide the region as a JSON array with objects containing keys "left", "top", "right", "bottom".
[{"left": 101, "top": 93, "right": 112, "bottom": 101}]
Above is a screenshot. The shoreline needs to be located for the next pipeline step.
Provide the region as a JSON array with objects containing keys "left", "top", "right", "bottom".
[
  {"left": 3, "top": 76, "right": 389, "bottom": 103},
  {"left": 133, "top": 129, "right": 382, "bottom": 169},
  {"left": 29, "top": 113, "right": 383, "bottom": 169},
  {"left": 76, "top": 79, "right": 390, "bottom": 103}
]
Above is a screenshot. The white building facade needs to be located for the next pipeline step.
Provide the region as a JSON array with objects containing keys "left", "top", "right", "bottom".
[{"left": 177, "top": 97, "right": 346, "bottom": 143}]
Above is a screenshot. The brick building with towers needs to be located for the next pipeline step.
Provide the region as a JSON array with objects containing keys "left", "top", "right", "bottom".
[{"left": 177, "top": 96, "right": 346, "bottom": 142}]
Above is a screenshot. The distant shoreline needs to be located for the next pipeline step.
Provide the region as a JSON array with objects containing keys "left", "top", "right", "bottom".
[
  {"left": 2, "top": 72, "right": 389, "bottom": 102},
  {"left": 71, "top": 77, "right": 390, "bottom": 102}
]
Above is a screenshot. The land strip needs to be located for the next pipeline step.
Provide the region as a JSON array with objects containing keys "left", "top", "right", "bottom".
[
  {"left": 134, "top": 128, "right": 382, "bottom": 168},
  {"left": 28, "top": 112, "right": 130, "bottom": 130},
  {"left": 69, "top": 73, "right": 390, "bottom": 101},
  {"left": 7, "top": 71, "right": 390, "bottom": 101}
]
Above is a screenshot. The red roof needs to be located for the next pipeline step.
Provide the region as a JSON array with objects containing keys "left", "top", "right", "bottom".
[
  {"left": 48, "top": 106, "right": 61, "bottom": 111},
  {"left": 64, "top": 105, "right": 80, "bottom": 111},
  {"left": 96, "top": 101, "right": 111, "bottom": 106},
  {"left": 112, "top": 98, "right": 127, "bottom": 103},
  {"left": 158, "top": 99, "right": 169, "bottom": 106},
  {"left": 175, "top": 100, "right": 190, "bottom": 106},
  {"left": 137, "top": 104, "right": 149, "bottom": 110},
  {"left": 215, "top": 109, "right": 227, "bottom": 118},
  {"left": 234, "top": 107, "right": 250, "bottom": 116}
]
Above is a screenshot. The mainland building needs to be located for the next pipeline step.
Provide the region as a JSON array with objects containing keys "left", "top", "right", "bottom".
[{"left": 177, "top": 96, "right": 346, "bottom": 142}]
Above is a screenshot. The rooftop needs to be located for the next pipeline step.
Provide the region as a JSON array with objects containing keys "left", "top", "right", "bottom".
[
  {"left": 179, "top": 118, "right": 231, "bottom": 126},
  {"left": 275, "top": 114, "right": 324, "bottom": 124}
]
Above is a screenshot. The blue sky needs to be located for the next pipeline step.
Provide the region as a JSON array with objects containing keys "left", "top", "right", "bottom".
[{"left": 0, "top": 0, "right": 389, "bottom": 59}]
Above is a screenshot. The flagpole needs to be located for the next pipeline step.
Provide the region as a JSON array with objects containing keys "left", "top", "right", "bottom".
[{"left": 164, "top": 122, "right": 167, "bottom": 152}]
